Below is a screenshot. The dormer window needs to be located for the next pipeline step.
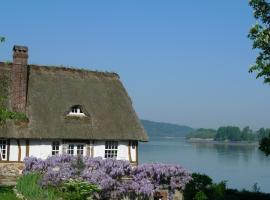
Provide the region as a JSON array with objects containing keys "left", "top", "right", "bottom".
[{"left": 68, "top": 105, "right": 86, "bottom": 117}]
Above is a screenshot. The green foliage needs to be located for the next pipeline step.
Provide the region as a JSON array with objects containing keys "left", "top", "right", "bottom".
[
  {"left": 0, "top": 63, "right": 28, "bottom": 125},
  {"left": 215, "top": 126, "right": 241, "bottom": 141},
  {"left": 194, "top": 191, "right": 208, "bottom": 200},
  {"left": 0, "top": 36, "right": 5, "bottom": 43},
  {"left": 0, "top": 186, "right": 18, "bottom": 200},
  {"left": 184, "top": 173, "right": 226, "bottom": 200},
  {"left": 259, "top": 136, "right": 270, "bottom": 155},
  {"left": 257, "top": 128, "right": 270, "bottom": 139},
  {"left": 257, "top": 128, "right": 270, "bottom": 156},
  {"left": 207, "top": 182, "right": 226, "bottom": 200},
  {"left": 225, "top": 189, "right": 270, "bottom": 200},
  {"left": 186, "top": 129, "right": 217, "bottom": 139},
  {"left": 184, "top": 173, "right": 213, "bottom": 200},
  {"left": 141, "top": 119, "right": 193, "bottom": 138},
  {"left": 215, "top": 126, "right": 256, "bottom": 142},
  {"left": 16, "top": 173, "right": 60, "bottom": 200},
  {"left": 72, "top": 155, "right": 86, "bottom": 176},
  {"left": 0, "top": 108, "right": 28, "bottom": 125},
  {"left": 16, "top": 173, "right": 100, "bottom": 200},
  {"left": 252, "top": 183, "right": 261, "bottom": 192},
  {"left": 248, "top": 0, "right": 270, "bottom": 83},
  {"left": 61, "top": 179, "right": 100, "bottom": 200}
]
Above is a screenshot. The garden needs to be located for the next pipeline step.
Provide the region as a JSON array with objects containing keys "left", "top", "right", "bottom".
[
  {"left": 1, "top": 155, "right": 191, "bottom": 200},
  {"left": 1, "top": 155, "right": 270, "bottom": 200}
]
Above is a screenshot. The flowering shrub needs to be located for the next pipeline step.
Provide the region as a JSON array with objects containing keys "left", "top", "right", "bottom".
[{"left": 24, "top": 155, "right": 192, "bottom": 200}]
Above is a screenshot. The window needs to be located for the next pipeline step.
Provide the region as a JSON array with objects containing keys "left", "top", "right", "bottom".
[
  {"left": 77, "top": 145, "right": 84, "bottom": 155},
  {"left": 67, "top": 144, "right": 75, "bottom": 155},
  {"left": 68, "top": 105, "right": 86, "bottom": 116},
  {"left": 67, "top": 144, "right": 84, "bottom": 156},
  {"left": 0, "top": 139, "right": 7, "bottom": 161},
  {"left": 131, "top": 141, "right": 137, "bottom": 149},
  {"left": 52, "top": 141, "right": 60, "bottom": 155},
  {"left": 105, "top": 141, "right": 118, "bottom": 158}
]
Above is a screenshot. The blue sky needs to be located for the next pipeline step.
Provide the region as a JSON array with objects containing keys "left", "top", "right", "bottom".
[{"left": 1, "top": 1, "right": 269, "bottom": 130}]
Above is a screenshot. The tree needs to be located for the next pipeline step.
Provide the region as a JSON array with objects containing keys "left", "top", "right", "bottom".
[
  {"left": 248, "top": 0, "right": 270, "bottom": 83},
  {"left": 259, "top": 135, "right": 270, "bottom": 156},
  {"left": 0, "top": 36, "right": 4, "bottom": 43},
  {"left": 249, "top": 0, "right": 270, "bottom": 156}
]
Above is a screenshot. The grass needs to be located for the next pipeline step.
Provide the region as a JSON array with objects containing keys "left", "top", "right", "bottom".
[
  {"left": 0, "top": 186, "right": 19, "bottom": 200},
  {"left": 16, "top": 173, "right": 60, "bottom": 200}
]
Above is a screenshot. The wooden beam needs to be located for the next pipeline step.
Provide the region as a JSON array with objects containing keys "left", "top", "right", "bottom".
[
  {"left": 26, "top": 140, "right": 29, "bottom": 157},
  {"left": 17, "top": 139, "right": 21, "bottom": 161},
  {"left": 135, "top": 141, "right": 138, "bottom": 165},
  {"left": 128, "top": 141, "right": 132, "bottom": 162},
  {"left": 0, "top": 161, "right": 24, "bottom": 163},
  {"left": 7, "top": 139, "right": 10, "bottom": 161}
]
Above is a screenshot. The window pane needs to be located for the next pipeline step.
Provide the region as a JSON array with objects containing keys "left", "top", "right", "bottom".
[
  {"left": 77, "top": 145, "right": 84, "bottom": 155},
  {"left": 68, "top": 145, "right": 74, "bottom": 155},
  {"left": 52, "top": 141, "right": 60, "bottom": 156},
  {"left": 105, "top": 141, "right": 118, "bottom": 158}
]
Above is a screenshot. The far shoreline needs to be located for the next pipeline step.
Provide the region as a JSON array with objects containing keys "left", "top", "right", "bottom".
[{"left": 186, "top": 138, "right": 259, "bottom": 146}]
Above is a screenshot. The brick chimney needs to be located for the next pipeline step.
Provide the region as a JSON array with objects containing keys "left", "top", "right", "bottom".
[{"left": 11, "top": 45, "right": 28, "bottom": 113}]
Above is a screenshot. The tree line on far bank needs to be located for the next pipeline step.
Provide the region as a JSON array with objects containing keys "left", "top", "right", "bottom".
[{"left": 186, "top": 126, "right": 270, "bottom": 143}]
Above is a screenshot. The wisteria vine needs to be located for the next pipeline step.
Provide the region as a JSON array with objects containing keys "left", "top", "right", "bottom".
[{"left": 24, "top": 155, "right": 192, "bottom": 199}]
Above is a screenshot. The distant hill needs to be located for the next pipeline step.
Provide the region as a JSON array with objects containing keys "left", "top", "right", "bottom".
[{"left": 141, "top": 120, "right": 193, "bottom": 138}]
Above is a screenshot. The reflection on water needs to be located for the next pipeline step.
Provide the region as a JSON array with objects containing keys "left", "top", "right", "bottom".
[
  {"left": 139, "top": 137, "right": 270, "bottom": 193},
  {"left": 192, "top": 142, "right": 256, "bottom": 163}
]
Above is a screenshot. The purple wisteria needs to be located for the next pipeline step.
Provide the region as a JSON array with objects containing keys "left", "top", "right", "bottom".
[{"left": 24, "top": 155, "right": 192, "bottom": 199}]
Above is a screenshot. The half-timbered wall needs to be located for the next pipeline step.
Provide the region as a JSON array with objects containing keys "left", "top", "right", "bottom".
[{"left": 3, "top": 139, "right": 138, "bottom": 164}]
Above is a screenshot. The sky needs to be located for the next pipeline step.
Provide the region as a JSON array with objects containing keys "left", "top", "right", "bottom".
[{"left": 1, "top": 1, "right": 269, "bottom": 130}]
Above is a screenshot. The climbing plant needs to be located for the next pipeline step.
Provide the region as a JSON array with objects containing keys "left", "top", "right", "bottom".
[{"left": 0, "top": 39, "right": 28, "bottom": 125}]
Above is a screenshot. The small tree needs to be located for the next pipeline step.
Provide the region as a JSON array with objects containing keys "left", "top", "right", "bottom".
[
  {"left": 0, "top": 36, "right": 4, "bottom": 43},
  {"left": 249, "top": 0, "right": 270, "bottom": 156},
  {"left": 248, "top": 0, "right": 270, "bottom": 84}
]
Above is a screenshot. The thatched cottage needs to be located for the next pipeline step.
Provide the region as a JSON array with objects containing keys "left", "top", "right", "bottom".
[{"left": 0, "top": 45, "right": 148, "bottom": 165}]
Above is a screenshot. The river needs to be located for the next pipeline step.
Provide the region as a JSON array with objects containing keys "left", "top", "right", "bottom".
[{"left": 139, "top": 137, "right": 270, "bottom": 193}]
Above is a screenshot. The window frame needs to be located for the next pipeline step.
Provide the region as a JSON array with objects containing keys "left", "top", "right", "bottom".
[
  {"left": 52, "top": 141, "right": 60, "bottom": 156},
  {"left": 66, "top": 143, "right": 85, "bottom": 156},
  {"left": 68, "top": 105, "right": 86, "bottom": 117},
  {"left": 105, "top": 141, "right": 118, "bottom": 159},
  {"left": 0, "top": 139, "right": 8, "bottom": 161}
]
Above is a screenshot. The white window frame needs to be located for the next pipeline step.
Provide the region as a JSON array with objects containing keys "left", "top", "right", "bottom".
[
  {"left": 0, "top": 139, "right": 8, "bottom": 161},
  {"left": 105, "top": 141, "right": 118, "bottom": 159},
  {"left": 67, "top": 143, "right": 85, "bottom": 156},
  {"left": 68, "top": 105, "right": 86, "bottom": 117},
  {"left": 52, "top": 141, "right": 60, "bottom": 156}
]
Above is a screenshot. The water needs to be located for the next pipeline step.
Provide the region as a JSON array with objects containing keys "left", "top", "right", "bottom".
[{"left": 139, "top": 137, "right": 270, "bottom": 193}]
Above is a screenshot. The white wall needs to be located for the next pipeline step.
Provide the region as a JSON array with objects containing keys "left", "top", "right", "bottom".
[
  {"left": 118, "top": 141, "right": 129, "bottom": 160},
  {"left": 20, "top": 140, "right": 26, "bottom": 161},
  {"left": 7, "top": 139, "right": 135, "bottom": 162},
  {"left": 93, "top": 141, "right": 130, "bottom": 161},
  {"left": 93, "top": 141, "right": 105, "bottom": 158},
  {"left": 9, "top": 139, "right": 26, "bottom": 162},
  {"left": 130, "top": 142, "right": 137, "bottom": 162},
  {"left": 9, "top": 139, "right": 19, "bottom": 161},
  {"left": 29, "top": 140, "right": 62, "bottom": 159}
]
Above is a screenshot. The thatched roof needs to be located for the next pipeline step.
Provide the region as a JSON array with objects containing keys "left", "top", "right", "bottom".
[{"left": 0, "top": 62, "right": 148, "bottom": 141}]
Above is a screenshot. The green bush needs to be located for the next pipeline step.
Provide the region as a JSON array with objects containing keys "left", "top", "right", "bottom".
[
  {"left": 16, "top": 173, "right": 59, "bottom": 200},
  {"left": 16, "top": 173, "right": 100, "bottom": 200},
  {"left": 184, "top": 173, "right": 213, "bottom": 200},
  {"left": 0, "top": 186, "right": 18, "bottom": 200},
  {"left": 194, "top": 191, "right": 208, "bottom": 200},
  {"left": 207, "top": 181, "right": 226, "bottom": 200},
  {"left": 184, "top": 173, "right": 226, "bottom": 200},
  {"left": 61, "top": 179, "right": 100, "bottom": 200}
]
